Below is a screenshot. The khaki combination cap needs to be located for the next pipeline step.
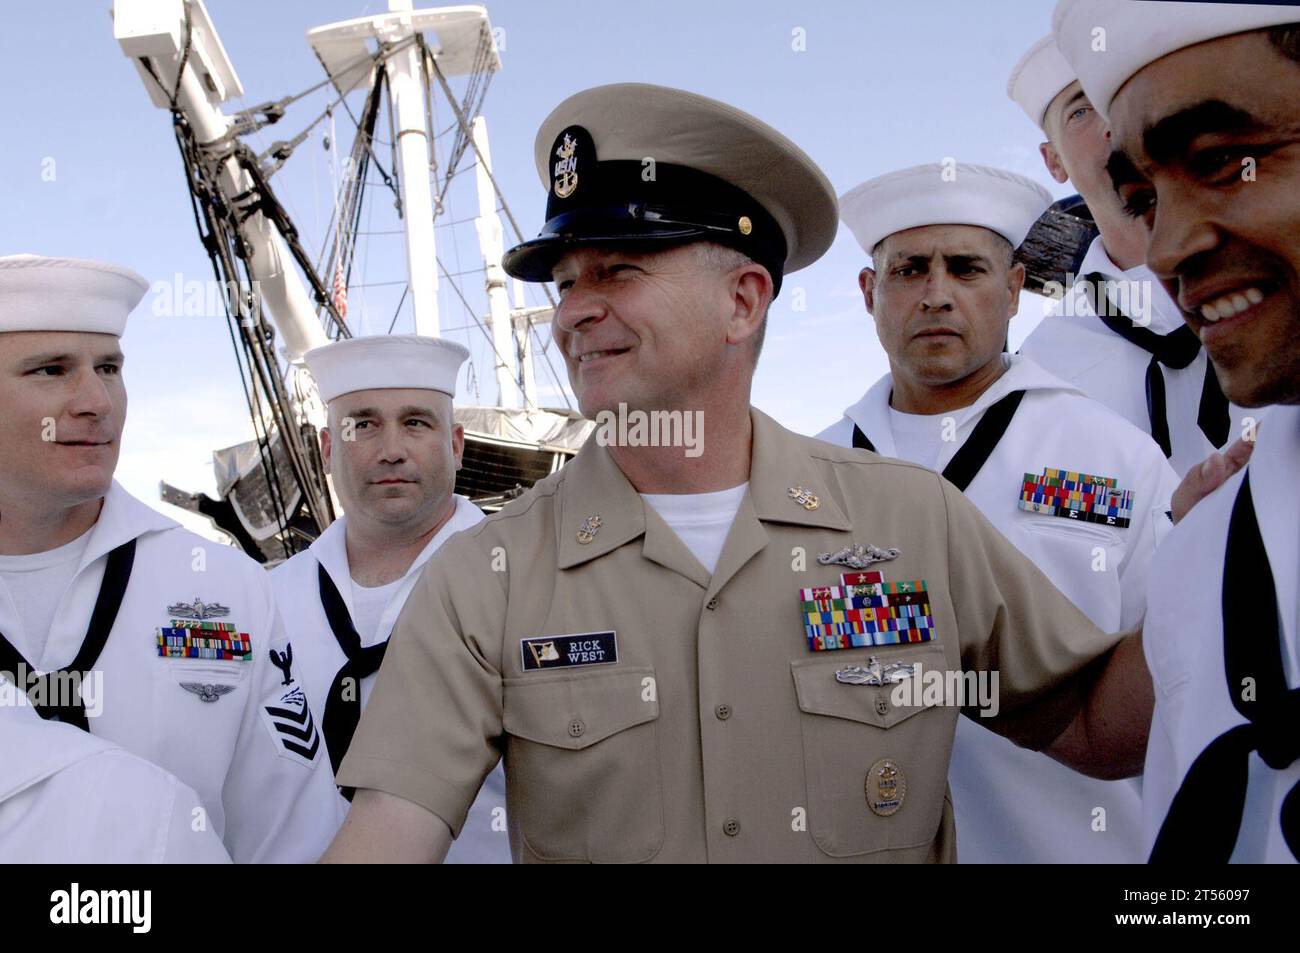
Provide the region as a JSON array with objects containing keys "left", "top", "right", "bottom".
[{"left": 502, "top": 83, "right": 839, "bottom": 295}]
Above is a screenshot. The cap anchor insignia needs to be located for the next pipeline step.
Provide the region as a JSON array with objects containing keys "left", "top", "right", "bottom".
[{"left": 553, "top": 131, "right": 579, "bottom": 198}]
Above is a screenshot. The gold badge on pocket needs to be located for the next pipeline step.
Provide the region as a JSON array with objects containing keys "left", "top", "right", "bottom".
[{"left": 866, "top": 758, "right": 906, "bottom": 817}]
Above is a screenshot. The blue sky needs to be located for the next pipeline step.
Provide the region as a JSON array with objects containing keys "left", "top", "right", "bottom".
[{"left": 1, "top": 0, "right": 1069, "bottom": 539}]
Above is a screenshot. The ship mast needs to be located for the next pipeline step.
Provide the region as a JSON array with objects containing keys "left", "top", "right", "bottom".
[
  {"left": 115, "top": 0, "right": 331, "bottom": 361},
  {"left": 472, "top": 116, "right": 521, "bottom": 408},
  {"left": 115, "top": 1, "right": 582, "bottom": 554},
  {"left": 378, "top": 0, "right": 440, "bottom": 335}
]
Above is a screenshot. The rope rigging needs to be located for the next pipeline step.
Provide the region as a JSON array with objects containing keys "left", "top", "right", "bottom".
[
  {"left": 138, "top": 11, "right": 337, "bottom": 554},
  {"left": 134, "top": 5, "right": 577, "bottom": 555}
]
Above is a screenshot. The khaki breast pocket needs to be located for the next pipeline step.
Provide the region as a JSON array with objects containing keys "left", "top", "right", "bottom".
[
  {"left": 502, "top": 666, "right": 662, "bottom": 863},
  {"left": 791, "top": 644, "right": 954, "bottom": 858}
]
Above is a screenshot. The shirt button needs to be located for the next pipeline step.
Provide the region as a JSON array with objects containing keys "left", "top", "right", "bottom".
[
  {"left": 567, "top": 719, "right": 585, "bottom": 738},
  {"left": 875, "top": 698, "right": 889, "bottom": 716},
  {"left": 715, "top": 704, "right": 732, "bottom": 721},
  {"left": 723, "top": 818, "right": 741, "bottom": 837},
  {"left": 705, "top": 597, "right": 719, "bottom": 610}
]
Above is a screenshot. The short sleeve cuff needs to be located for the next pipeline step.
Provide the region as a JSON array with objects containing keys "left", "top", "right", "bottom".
[{"left": 337, "top": 755, "right": 475, "bottom": 838}]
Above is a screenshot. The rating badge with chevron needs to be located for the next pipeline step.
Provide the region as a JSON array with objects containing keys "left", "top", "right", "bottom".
[{"left": 259, "top": 643, "right": 323, "bottom": 767}]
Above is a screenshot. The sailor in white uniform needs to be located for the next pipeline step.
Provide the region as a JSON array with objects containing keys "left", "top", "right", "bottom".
[
  {"left": 271, "top": 334, "right": 511, "bottom": 863},
  {"left": 820, "top": 164, "right": 1181, "bottom": 862},
  {"left": 0, "top": 701, "right": 231, "bottom": 863},
  {"left": 0, "top": 254, "right": 344, "bottom": 863},
  {"left": 1142, "top": 405, "right": 1299, "bottom": 863},
  {"left": 1054, "top": 0, "right": 1300, "bottom": 863},
  {"left": 1009, "top": 32, "right": 1249, "bottom": 478}
]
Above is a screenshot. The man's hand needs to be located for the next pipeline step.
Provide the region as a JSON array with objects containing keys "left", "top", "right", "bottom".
[
  {"left": 319, "top": 789, "right": 453, "bottom": 863},
  {"left": 1172, "top": 437, "right": 1254, "bottom": 524}
]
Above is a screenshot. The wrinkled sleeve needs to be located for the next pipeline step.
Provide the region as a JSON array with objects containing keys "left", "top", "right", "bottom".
[
  {"left": 940, "top": 477, "right": 1123, "bottom": 750},
  {"left": 162, "top": 774, "right": 233, "bottom": 863},
  {"left": 337, "top": 532, "right": 505, "bottom": 837}
]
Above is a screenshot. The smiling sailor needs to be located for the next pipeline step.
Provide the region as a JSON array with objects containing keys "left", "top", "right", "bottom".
[
  {"left": 324, "top": 84, "right": 1159, "bottom": 864},
  {"left": 1054, "top": 0, "right": 1300, "bottom": 864},
  {"left": 820, "top": 162, "right": 1181, "bottom": 862},
  {"left": 270, "top": 334, "right": 510, "bottom": 863},
  {"left": 0, "top": 254, "right": 343, "bottom": 863},
  {"left": 1008, "top": 33, "right": 1251, "bottom": 478}
]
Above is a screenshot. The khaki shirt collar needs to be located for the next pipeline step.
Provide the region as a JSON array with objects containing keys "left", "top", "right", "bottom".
[
  {"left": 747, "top": 407, "right": 850, "bottom": 531},
  {"left": 557, "top": 407, "right": 850, "bottom": 577}
]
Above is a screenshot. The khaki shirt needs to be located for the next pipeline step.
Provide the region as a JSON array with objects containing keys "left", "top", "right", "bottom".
[{"left": 339, "top": 409, "right": 1116, "bottom": 862}]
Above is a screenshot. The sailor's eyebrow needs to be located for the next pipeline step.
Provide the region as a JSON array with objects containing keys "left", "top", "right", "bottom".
[
  {"left": 17, "top": 351, "right": 77, "bottom": 368},
  {"left": 395, "top": 405, "right": 442, "bottom": 420},
  {"left": 1055, "top": 89, "right": 1089, "bottom": 121},
  {"left": 1142, "top": 100, "right": 1266, "bottom": 165}
]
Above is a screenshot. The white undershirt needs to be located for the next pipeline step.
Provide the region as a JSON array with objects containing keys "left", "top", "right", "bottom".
[
  {"left": 349, "top": 577, "right": 404, "bottom": 646},
  {"left": 0, "top": 528, "right": 93, "bottom": 663},
  {"left": 640, "top": 483, "right": 748, "bottom": 575},
  {"left": 887, "top": 406, "right": 959, "bottom": 470}
]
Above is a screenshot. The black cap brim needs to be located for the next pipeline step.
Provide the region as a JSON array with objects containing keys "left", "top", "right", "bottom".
[{"left": 503, "top": 221, "right": 709, "bottom": 283}]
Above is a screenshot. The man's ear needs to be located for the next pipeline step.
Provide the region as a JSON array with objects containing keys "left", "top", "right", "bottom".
[
  {"left": 1039, "top": 140, "right": 1069, "bottom": 185},
  {"left": 451, "top": 423, "right": 465, "bottom": 471},
  {"left": 725, "top": 263, "right": 772, "bottom": 348},
  {"left": 320, "top": 427, "right": 333, "bottom": 475},
  {"left": 859, "top": 267, "right": 878, "bottom": 316},
  {"left": 1006, "top": 262, "right": 1027, "bottom": 318}
]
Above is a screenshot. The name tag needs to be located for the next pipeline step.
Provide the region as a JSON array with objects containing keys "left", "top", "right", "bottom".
[{"left": 521, "top": 631, "right": 618, "bottom": 671}]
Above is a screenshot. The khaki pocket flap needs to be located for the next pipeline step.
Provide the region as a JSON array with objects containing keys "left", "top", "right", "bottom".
[
  {"left": 503, "top": 666, "right": 658, "bottom": 750},
  {"left": 791, "top": 643, "right": 947, "bottom": 729}
]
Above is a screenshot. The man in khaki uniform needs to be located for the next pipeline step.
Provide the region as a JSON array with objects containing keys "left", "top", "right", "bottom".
[{"left": 324, "top": 83, "right": 1152, "bottom": 863}]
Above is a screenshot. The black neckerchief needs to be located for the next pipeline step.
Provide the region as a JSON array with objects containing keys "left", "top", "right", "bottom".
[
  {"left": 851, "top": 389, "right": 1027, "bottom": 492},
  {"left": 1149, "top": 473, "right": 1300, "bottom": 862},
  {"left": 1081, "top": 271, "right": 1230, "bottom": 456},
  {"left": 0, "top": 538, "right": 137, "bottom": 731},
  {"left": 318, "top": 562, "right": 389, "bottom": 796}
]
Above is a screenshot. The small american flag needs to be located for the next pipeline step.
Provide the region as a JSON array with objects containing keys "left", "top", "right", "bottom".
[{"left": 331, "top": 259, "right": 348, "bottom": 318}]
